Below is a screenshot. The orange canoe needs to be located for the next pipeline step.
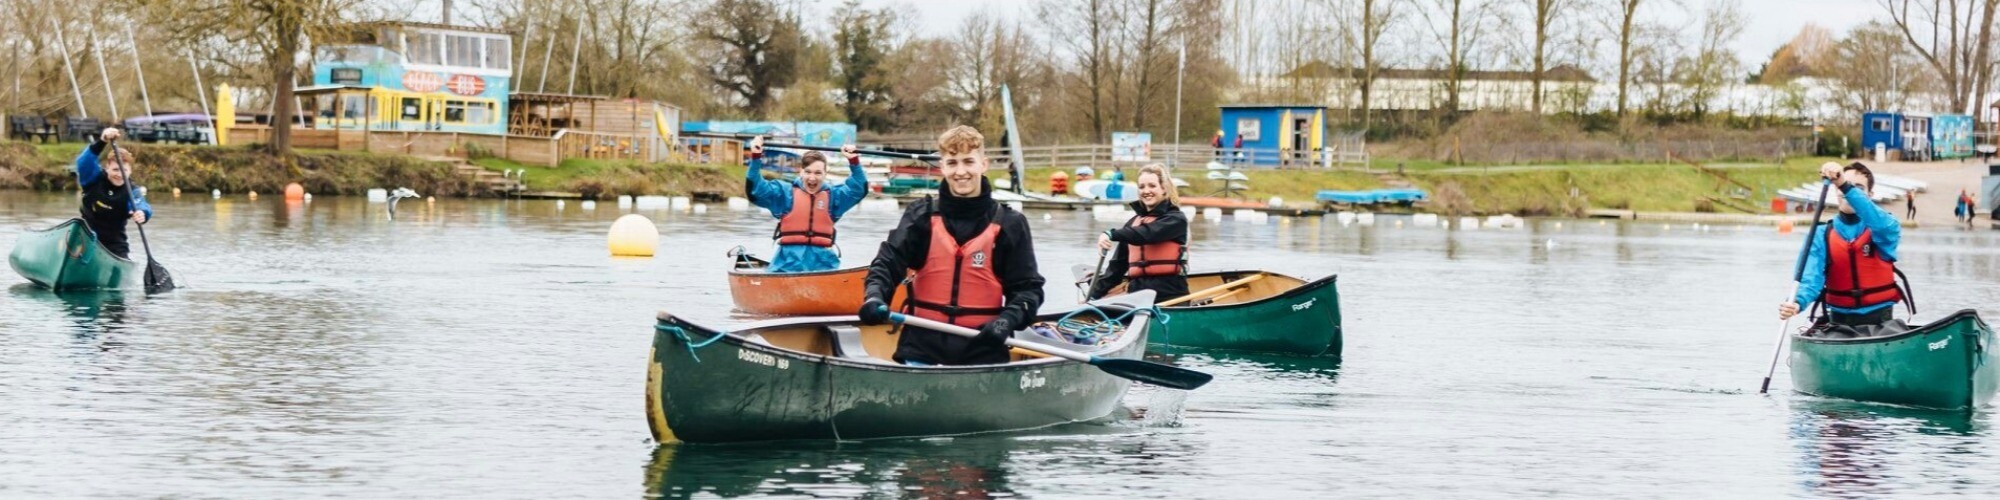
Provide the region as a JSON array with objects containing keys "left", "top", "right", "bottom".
[{"left": 728, "top": 263, "right": 903, "bottom": 316}]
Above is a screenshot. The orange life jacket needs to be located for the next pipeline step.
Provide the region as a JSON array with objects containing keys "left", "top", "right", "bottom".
[
  {"left": 1821, "top": 226, "right": 1905, "bottom": 310},
  {"left": 908, "top": 215, "right": 1005, "bottom": 329},
  {"left": 774, "top": 186, "right": 835, "bottom": 247},
  {"left": 1124, "top": 215, "right": 1187, "bottom": 277}
]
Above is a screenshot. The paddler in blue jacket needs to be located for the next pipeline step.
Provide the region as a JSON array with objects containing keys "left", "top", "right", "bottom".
[
  {"left": 1780, "top": 162, "right": 1910, "bottom": 328},
  {"left": 74, "top": 127, "right": 154, "bottom": 259},
  {"left": 744, "top": 136, "right": 870, "bottom": 272}
]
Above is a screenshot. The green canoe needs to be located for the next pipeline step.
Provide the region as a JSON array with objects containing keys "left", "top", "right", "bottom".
[
  {"left": 8, "top": 218, "right": 142, "bottom": 291},
  {"left": 645, "top": 293, "right": 1158, "bottom": 444},
  {"left": 1789, "top": 310, "right": 1997, "bottom": 410},
  {"left": 1110, "top": 270, "right": 1342, "bottom": 356}
]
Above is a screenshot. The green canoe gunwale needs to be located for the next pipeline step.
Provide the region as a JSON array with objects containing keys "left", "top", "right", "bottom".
[
  {"left": 1147, "top": 270, "right": 1342, "bottom": 357},
  {"left": 646, "top": 292, "right": 1158, "bottom": 444},
  {"left": 1789, "top": 309, "right": 1996, "bottom": 410},
  {"left": 8, "top": 218, "right": 142, "bottom": 291}
]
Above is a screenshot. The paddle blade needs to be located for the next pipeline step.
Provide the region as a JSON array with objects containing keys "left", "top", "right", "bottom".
[
  {"left": 1089, "top": 356, "right": 1213, "bottom": 390},
  {"left": 144, "top": 261, "right": 175, "bottom": 293}
]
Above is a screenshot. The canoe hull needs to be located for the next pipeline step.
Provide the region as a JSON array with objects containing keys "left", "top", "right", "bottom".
[
  {"left": 1150, "top": 271, "right": 1342, "bottom": 356},
  {"left": 7, "top": 219, "right": 142, "bottom": 291},
  {"left": 646, "top": 299, "right": 1154, "bottom": 443},
  {"left": 1789, "top": 310, "right": 1997, "bottom": 410},
  {"left": 727, "top": 265, "right": 901, "bottom": 316}
]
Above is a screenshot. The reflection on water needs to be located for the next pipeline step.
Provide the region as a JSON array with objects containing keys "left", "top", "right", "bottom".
[
  {"left": 8, "top": 285, "right": 134, "bottom": 349},
  {"left": 1789, "top": 399, "right": 1986, "bottom": 499},
  {"left": 4, "top": 189, "right": 2000, "bottom": 497}
]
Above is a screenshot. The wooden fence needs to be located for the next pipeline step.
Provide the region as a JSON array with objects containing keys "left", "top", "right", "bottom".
[
  {"left": 225, "top": 125, "right": 686, "bottom": 167},
  {"left": 996, "top": 143, "right": 1373, "bottom": 171}
]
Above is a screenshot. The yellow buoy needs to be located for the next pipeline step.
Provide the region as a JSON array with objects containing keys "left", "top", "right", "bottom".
[
  {"left": 248, "top": 190, "right": 259, "bottom": 200},
  {"left": 171, "top": 187, "right": 181, "bottom": 197},
  {"left": 609, "top": 214, "right": 659, "bottom": 257}
]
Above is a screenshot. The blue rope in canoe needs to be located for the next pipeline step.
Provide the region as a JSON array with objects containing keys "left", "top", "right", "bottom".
[
  {"left": 1055, "top": 304, "right": 1168, "bottom": 345},
  {"left": 655, "top": 324, "right": 726, "bottom": 362}
]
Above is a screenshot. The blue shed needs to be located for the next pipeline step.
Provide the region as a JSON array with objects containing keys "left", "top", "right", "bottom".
[
  {"left": 1218, "top": 105, "right": 1327, "bottom": 167},
  {"left": 1860, "top": 111, "right": 1933, "bottom": 160}
]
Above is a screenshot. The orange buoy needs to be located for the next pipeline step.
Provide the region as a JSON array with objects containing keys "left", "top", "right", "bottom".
[
  {"left": 1050, "top": 171, "right": 1070, "bottom": 195},
  {"left": 1778, "top": 219, "right": 1795, "bottom": 234},
  {"left": 284, "top": 182, "right": 305, "bottom": 201}
]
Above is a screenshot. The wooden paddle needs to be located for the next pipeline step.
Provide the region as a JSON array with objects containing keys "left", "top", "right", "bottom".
[
  {"left": 884, "top": 308, "right": 1213, "bottom": 390},
  {"left": 1160, "top": 273, "right": 1264, "bottom": 307},
  {"left": 1762, "top": 178, "right": 1833, "bottom": 394},
  {"left": 109, "top": 140, "right": 175, "bottom": 293}
]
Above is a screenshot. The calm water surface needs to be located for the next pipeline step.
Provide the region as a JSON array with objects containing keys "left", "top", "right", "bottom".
[{"left": 3, "top": 190, "right": 1999, "bottom": 498}]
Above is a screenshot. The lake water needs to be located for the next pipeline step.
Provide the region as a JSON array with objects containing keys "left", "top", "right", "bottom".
[{"left": 3, "top": 190, "right": 1999, "bottom": 498}]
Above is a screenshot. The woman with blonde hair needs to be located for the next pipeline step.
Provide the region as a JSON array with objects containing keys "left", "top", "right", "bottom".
[{"left": 1088, "top": 163, "right": 1189, "bottom": 301}]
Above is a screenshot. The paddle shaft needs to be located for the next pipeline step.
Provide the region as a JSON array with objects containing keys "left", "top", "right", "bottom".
[
  {"left": 1762, "top": 179, "right": 1835, "bottom": 394},
  {"left": 888, "top": 312, "right": 1094, "bottom": 364},
  {"left": 686, "top": 132, "right": 938, "bottom": 161},
  {"left": 1160, "top": 274, "right": 1264, "bottom": 307},
  {"left": 107, "top": 140, "right": 157, "bottom": 264}
]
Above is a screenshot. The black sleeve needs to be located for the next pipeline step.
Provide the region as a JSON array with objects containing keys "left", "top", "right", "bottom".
[
  {"left": 1088, "top": 243, "right": 1129, "bottom": 300},
  {"left": 87, "top": 137, "right": 108, "bottom": 154},
  {"left": 1107, "top": 209, "right": 1187, "bottom": 245},
  {"left": 993, "top": 209, "right": 1045, "bottom": 327},
  {"left": 865, "top": 199, "right": 931, "bottom": 301}
]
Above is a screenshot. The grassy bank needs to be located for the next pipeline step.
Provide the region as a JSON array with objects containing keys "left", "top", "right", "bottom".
[
  {"left": 0, "top": 140, "right": 745, "bottom": 199},
  {"left": 1005, "top": 157, "right": 1831, "bottom": 216},
  {"left": 471, "top": 157, "right": 745, "bottom": 199},
  {"left": 1, "top": 141, "right": 477, "bottom": 196}
]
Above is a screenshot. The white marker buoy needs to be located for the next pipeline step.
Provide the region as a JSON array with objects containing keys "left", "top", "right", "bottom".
[
  {"left": 635, "top": 195, "right": 670, "bottom": 210},
  {"left": 1458, "top": 217, "right": 1480, "bottom": 229},
  {"left": 366, "top": 188, "right": 388, "bottom": 202},
  {"left": 608, "top": 214, "right": 659, "bottom": 257},
  {"left": 581, "top": 200, "right": 597, "bottom": 211},
  {"left": 1357, "top": 212, "right": 1376, "bottom": 226},
  {"left": 669, "top": 196, "right": 691, "bottom": 210},
  {"left": 693, "top": 204, "right": 709, "bottom": 214},
  {"left": 726, "top": 197, "right": 751, "bottom": 211},
  {"left": 556, "top": 200, "right": 567, "bottom": 209},
  {"left": 211, "top": 189, "right": 222, "bottom": 199},
  {"left": 618, "top": 195, "right": 634, "bottom": 209}
]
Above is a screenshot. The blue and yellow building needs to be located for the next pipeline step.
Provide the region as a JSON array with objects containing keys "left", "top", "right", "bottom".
[{"left": 299, "top": 22, "right": 513, "bottom": 135}]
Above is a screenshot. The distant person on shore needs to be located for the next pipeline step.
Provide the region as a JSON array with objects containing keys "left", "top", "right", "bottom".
[
  {"left": 1904, "top": 191, "right": 1916, "bottom": 220},
  {"left": 744, "top": 136, "right": 868, "bottom": 273},
  {"left": 857, "top": 125, "right": 1044, "bottom": 366},
  {"left": 1088, "top": 163, "right": 1190, "bottom": 302},
  {"left": 1779, "top": 162, "right": 1912, "bottom": 329},
  {"left": 1960, "top": 190, "right": 1978, "bottom": 226},
  {"left": 1232, "top": 133, "right": 1245, "bottom": 164},
  {"left": 1211, "top": 130, "right": 1224, "bottom": 160},
  {"left": 1105, "top": 166, "right": 1126, "bottom": 201},
  {"left": 74, "top": 127, "right": 155, "bottom": 259}
]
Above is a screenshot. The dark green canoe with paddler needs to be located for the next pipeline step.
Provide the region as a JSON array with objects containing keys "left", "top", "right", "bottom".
[{"left": 645, "top": 292, "right": 1208, "bottom": 444}]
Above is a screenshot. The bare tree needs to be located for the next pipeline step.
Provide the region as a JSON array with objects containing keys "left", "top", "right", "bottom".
[
  {"left": 1833, "top": 21, "right": 1929, "bottom": 115},
  {"left": 1040, "top": 0, "right": 1120, "bottom": 138},
  {"left": 1677, "top": 0, "right": 1742, "bottom": 118},
  {"left": 1526, "top": 0, "right": 1576, "bottom": 114},
  {"left": 1878, "top": 0, "right": 1999, "bottom": 115},
  {"left": 1338, "top": 0, "right": 1403, "bottom": 129},
  {"left": 131, "top": 0, "right": 374, "bottom": 154},
  {"left": 1417, "top": 0, "right": 1498, "bottom": 113}
]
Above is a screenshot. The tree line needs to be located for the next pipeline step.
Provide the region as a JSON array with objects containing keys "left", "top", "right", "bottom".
[{"left": 0, "top": 0, "right": 1994, "bottom": 155}]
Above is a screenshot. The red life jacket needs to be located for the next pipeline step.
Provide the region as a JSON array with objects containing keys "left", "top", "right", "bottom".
[
  {"left": 1821, "top": 226, "right": 1905, "bottom": 310},
  {"left": 908, "top": 215, "right": 1005, "bottom": 329},
  {"left": 774, "top": 186, "right": 835, "bottom": 247},
  {"left": 1124, "top": 215, "right": 1186, "bottom": 277}
]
